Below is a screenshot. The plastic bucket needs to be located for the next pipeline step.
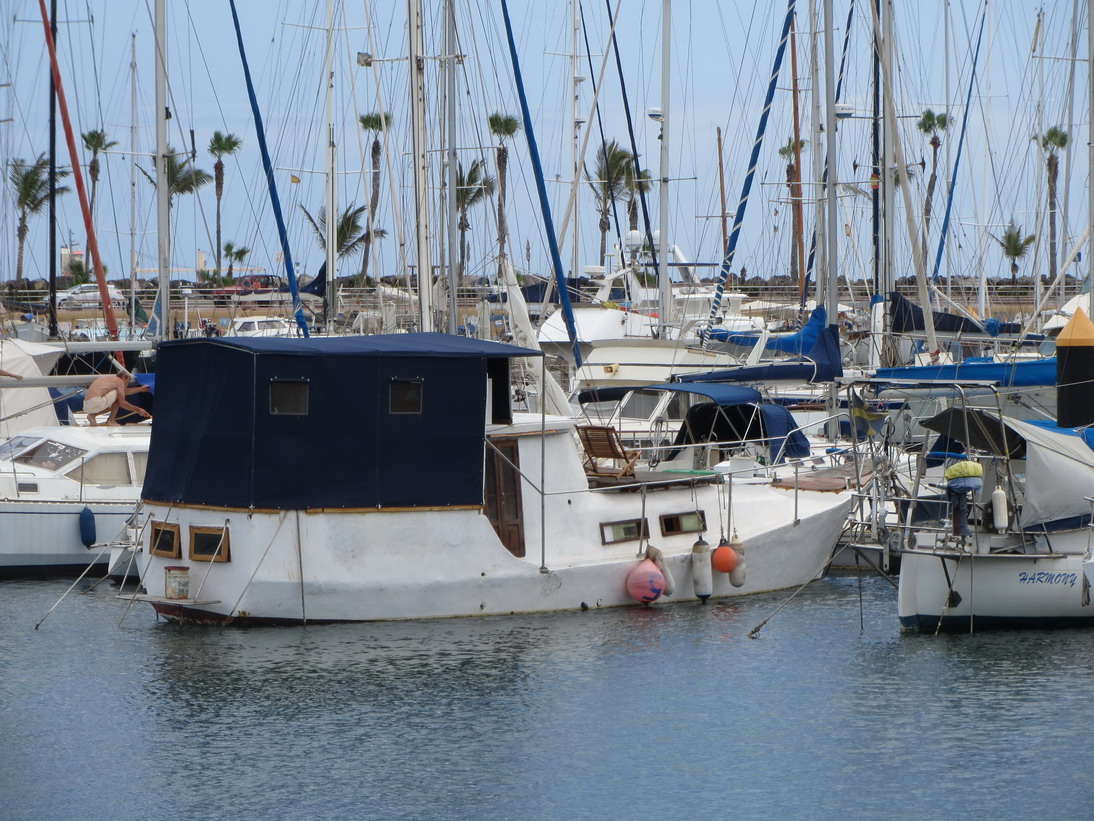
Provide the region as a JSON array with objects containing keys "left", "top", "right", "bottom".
[{"left": 164, "top": 566, "right": 190, "bottom": 600}]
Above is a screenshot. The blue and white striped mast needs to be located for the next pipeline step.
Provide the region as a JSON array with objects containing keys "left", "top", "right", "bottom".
[{"left": 706, "top": 0, "right": 795, "bottom": 331}]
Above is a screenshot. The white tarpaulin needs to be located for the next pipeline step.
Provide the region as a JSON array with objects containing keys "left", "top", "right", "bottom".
[
  {"left": 0, "top": 339, "right": 65, "bottom": 437},
  {"left": 1007, "top": 417, "right": 1094, "bottom": 528}
]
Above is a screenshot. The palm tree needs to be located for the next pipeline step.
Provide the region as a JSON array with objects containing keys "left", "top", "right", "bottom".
[
  {"left": 300, "top": 203, "right": 386, "bottom": 261},
  {"left": 208, "top": 131, "right": 242, "bottom": 285},
  {"left": 624, "top": 164, "right": 651, "bottom": 234},
  {"left": 487, "top": 112, "right": 521, "bottom": 279},
  {"left": 916, "top": 109, "right": 950, "bottom": 265},
  {"left": 777, "top": 136, "right": 808, "bottom": 286},
  {"left": 9, "top": 153, "right": 70, "bottom": 280},
  {"left": 222, "top": 241, "right": 250, "bottom": 282},
  {"left": 143, "top": 147, "right": 211, "bottom": 209},
  {"left": 588, "top": 139, "right": 632, "bottom": 266},
  {"left": 81, "top": 130, "right": 117, "bottom": 279},
  {"left": 455, "top": 159, "right": 495, "bottom": 281},
  {"left": 358, "top": 112, "right": 392, "bottom": 286},
  {"left": 81, "top": 130, "right": 117, "bottom": 219},
  {"left": 1037, "top": 126, "right": 1069, "bottom": 284},
  {"left": 995, "top": 221, "right": 1035, "bottom": 282}
]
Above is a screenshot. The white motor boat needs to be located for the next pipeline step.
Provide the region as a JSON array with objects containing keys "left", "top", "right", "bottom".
[
  {"left": 0, "top": 423, "right": 151, "bottom": 575},
  {"left": 131, "top": 334, "right": 854, "bottom": 624},
  {"left": 896, "top": 408, "right": 1094, "bottom": 632}
]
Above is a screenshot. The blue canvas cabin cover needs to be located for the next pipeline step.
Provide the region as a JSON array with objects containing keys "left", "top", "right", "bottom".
[
  {"left": 142, "top": 334, "right": 540, "bottom": 510},
  {"left": 649, "top": 383, "right": 810, "bottom": 463}
]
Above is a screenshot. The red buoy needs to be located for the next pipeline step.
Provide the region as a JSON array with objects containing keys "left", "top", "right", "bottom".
[{"left": 711, "top": 543, "right": 739, "bottom": 574}]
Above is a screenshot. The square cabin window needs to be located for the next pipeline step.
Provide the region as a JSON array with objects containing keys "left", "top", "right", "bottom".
[
  {"left": 66, "top": 452, "right": 131, "bottom": 486},
  {"left": 600, "top": 519, "right": 650, "bottom": 545},
  {"left": 660, "top": 510, "right": 706, "bottom": 537},
  {"left": 390, "top": 380, "right": 423, "bottom": 414},
  {"left": 270, "top": 380, "right": 309, "bottom": 415},
  {"left": 150, "top": 522, "right": 181, "bottom": 559},
  {"left": 190, "top": 526, "right": 230, "bottom": 563}
]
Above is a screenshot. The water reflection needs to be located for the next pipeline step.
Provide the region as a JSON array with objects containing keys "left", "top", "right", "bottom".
[{"left": 5, "top": 576, "right": 1094, "bottom": 820}]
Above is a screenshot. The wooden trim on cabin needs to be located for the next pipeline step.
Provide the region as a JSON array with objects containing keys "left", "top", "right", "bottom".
[
  {"left": 189, "top": 525, "right": 230, "bottom": 563},
  {"left": 149, "top": 521, "right": 181, "bottom": 559}
]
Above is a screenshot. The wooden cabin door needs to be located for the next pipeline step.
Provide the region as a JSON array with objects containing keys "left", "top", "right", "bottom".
[{"left": 484, "top": 439, "right": 525, "bottom": 557}]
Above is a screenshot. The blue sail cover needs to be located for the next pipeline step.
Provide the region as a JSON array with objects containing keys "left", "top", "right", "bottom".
[
  {"left": 142, "top": 334, "right": 539, "bottom": 510},
  {"left": 888, "top": 291, "right": 1039, "bottom": 339},
  {"left": 675, "top": 325, "right": 843, "bottom": 385},
  {"left": 706, "top": 305, "right": 827, "bottom": 354},
  {"left": 874, "top": 358, "right": 1056, "bottom": 388}
]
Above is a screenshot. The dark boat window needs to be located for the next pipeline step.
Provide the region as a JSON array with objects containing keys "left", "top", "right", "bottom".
[
  {"left": 190, "top": 526, "right": 230, "bottom": 563},
  {"left": 150, "top": 522, "right": 181, "bottom": 559},
  {"left": 270, "top": 380, "right": 309, "bottom": 415},
  {"left": 390, "top": 379, "right": 423, "bottom": 414},
  {"left": 14, "top": 440, "right": 87, "bottom": 471},
  {"left": 660, "top": 510, "right": 706, "bottom": 537}
]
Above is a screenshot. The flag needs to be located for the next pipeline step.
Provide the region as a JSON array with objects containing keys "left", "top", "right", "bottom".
[
  {"left": 290, "top": 174, "right": 300, "bottom": 184},
  {"left": 850, "top": 387, "right": 886, "bottom": 439}
]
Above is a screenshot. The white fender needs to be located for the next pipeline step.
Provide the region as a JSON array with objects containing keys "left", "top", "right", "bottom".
[
  {"left": 992, "top": 485, "right": 1008, "bottom": 532},
  {"left": 691, "top": 538, "right": 713, "bottom": 601},
  {"left": 728, "top": 534, "right": 747, "bottom": 588}
]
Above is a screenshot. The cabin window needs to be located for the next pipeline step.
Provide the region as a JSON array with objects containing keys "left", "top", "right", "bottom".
[
  {"left": 150, "top": 522, "right": 181, "bottom": 559},
  {"left": 66, "top": 452, "right": 131, "bottom": 485},
  {"left": 600, "top": 519, "right": 650, "bottom": 545},
  {"left": 14, "top": 440, "right": 87, "bottom": 471},
  {"left": 660, "top": 510, "right": 706, "bottom": 537},
  {"left": 189, "top": 526, "right": 230, "bottom": 563},
  {"left": 16, "top": 482, "right": 38, "bottom": 494},
  {"left": 390, "top": 379, "right": 423, "bottom": 414},
  {"left": 132, "top": 451, "right": 149, "bottom": 484},
  {"left": 270, "top": 380, "right": 309, "bottom": 415},
  {"left": 0, "top": 435, "right": 41, "bottom": 462}
]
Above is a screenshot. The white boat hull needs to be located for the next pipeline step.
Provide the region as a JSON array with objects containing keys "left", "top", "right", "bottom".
[
  {"left": 898, "top": 537, "right": 1094, "bottom": 632},
  {"left": 0, "top": 500, "right": 133, "bottom": 574},
  {"left": 139, "top": 484, "right": 852, "bottom": 624}
]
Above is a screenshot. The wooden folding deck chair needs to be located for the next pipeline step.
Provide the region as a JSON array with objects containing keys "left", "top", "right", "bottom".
[{"left": 576, "top": 425, "right": 639, "bottom": 479}]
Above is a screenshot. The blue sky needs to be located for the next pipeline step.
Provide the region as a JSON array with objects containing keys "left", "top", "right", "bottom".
[{"left": 0, "top": 0, "right": 1087, "bottom": 303}]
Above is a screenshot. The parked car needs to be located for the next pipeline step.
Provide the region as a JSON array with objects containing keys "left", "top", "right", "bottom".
[
  {"left": 58, "top": 283, "right": 126, "bottom": 310},
  {"left": 210, "top": 274, "right": 286, "bottom": 306}
]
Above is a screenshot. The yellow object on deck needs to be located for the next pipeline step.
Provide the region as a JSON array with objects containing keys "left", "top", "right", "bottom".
[{"left": 944, "top": 460, "right": 983, "bottom": 480}]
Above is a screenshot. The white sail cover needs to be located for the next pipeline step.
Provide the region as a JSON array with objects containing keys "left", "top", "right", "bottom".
[
  {"left": 1008, "top": 417, "right": 1094, "bottom": 528},
  {"left": 499, "top": 257, "right": 573, "bottom": 416},
  {"left": 0, "top": 339, "right": 65, "bottom": 437}
]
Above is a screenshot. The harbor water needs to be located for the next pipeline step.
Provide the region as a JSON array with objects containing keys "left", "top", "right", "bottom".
[{"left": 3, "top": 573, "right": 1094, "bottom": 820}]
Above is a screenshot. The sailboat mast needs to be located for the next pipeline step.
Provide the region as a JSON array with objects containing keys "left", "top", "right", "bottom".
[
  {"left": 154, "top": 0, "right": 170, "bottom": 340},
  {"left": 408, "top": 0, "right": 432, "bottom": 331},
  {"left": 809, "top": 0, "right": 826, "bottom": 305},
  {"left": 47, "top": 0, "right": 57, "bottom": 338},
  {"left": 444, "top": 0, "right": 458, "bottom": 334},
  {"left": 129, "top": 33, "right": 138, "bottom": 332},
  {"left": 657, "top": 0, "right": 672, "bottom": 326},
  {"left": 716, "top": 127, "right": 728, "bottom": 250},
  {"left": 977, "top": 0, "right": 993, "bottom": 320},
  {"left": 822, "top": 0, "right": 838, "bottom": 319},
  {"left": 324, "top": 0, "right": 337, "bottom": 332},
  {"left": 569, "top": 0, "right": 581, "bottom": 280},
  {"left": 789, "top": 12, "right": 806, "bottom": 306},
  {"left": 1088, "top": 0, "right": 1094, "bottom": 319}
]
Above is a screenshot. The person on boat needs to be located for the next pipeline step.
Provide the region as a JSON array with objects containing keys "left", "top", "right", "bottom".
[
  {"left": 0, "top": 368, "right": 24, "bottom": 380},
  {"left": 944, "top": 459, "right": 983, "bottom": 536},
  {"left": 83, "top": 373, "right": 152, "bottom": 426}
]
